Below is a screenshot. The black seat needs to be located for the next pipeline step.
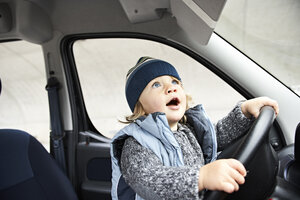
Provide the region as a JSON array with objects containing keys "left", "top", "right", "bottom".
[{"left": 0, "top": 129, "right": 78, "bottom": 200}]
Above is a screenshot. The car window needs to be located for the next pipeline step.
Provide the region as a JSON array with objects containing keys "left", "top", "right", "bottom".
[
  {"left": 0, "top": 41, "right": 49, "bottom": 150},
  {"left": 73, "top": 38, "right": 245, "bottom": 138}
]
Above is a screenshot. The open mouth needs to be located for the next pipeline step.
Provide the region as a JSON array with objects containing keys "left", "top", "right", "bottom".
[{"left": 166, "top": 97, "right": 180, "bottom": 106}]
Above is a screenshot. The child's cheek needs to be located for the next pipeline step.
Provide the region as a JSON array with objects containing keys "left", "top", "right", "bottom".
[{"left": 152, "top": 100, "right": 165, "bottom": 112}]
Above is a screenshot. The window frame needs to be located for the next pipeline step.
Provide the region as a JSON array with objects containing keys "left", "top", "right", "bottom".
[{"left": 60, "top": 32, "right": 266, "bottom": 139}]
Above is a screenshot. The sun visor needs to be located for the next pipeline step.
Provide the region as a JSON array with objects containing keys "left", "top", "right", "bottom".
[
  {"left": 119, "top": 0, "right": 226, "bottom": 45},
  {"left": 119, "top": 0, "right": 169, "bottom": 23},
  {"left": 170, "top": 0, "right": 227, "bottom": 45}
]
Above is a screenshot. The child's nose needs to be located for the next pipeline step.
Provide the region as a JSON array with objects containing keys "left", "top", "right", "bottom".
[{"left": 167, "top": 86, "right": 177, "bottom": 94}]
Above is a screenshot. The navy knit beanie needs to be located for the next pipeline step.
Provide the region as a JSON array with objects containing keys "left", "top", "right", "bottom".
[{"left": 125, "top": 57, "right": 181, "bottom": 112}]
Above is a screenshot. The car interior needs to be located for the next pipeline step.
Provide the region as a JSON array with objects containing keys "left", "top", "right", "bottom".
[{"left": 0, "top": 0, "right": 300, "bottom": 200}]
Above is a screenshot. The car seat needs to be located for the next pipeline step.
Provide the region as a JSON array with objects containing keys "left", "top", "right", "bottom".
[
  {"left": 0, "top": 129, "right": 78, "bottom": 200},
  {"left": 0, "top": 79, "right": 78, "bottom": 200}
]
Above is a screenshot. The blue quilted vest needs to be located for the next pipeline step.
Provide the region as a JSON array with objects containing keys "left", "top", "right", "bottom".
[{"left": 110, "top": 104, "right": 217, "bottom": 200}]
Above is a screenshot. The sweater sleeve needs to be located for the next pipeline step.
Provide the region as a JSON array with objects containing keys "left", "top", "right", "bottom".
[
  {"left": 120, "top": 137, "right": 202, "bottom": 200},
  {"left": 215, "top": 102, "right": 255, "bottom": 151}
]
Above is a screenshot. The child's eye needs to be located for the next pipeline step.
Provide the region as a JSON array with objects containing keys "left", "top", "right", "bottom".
[
  {"left": 172, "top": 79, "right": 179, "bottom": 85},
  {"left": 152, "top": 82, "right": 161, "bottom": 88}
]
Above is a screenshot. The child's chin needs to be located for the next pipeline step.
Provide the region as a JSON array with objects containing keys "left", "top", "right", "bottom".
[{"left": 167, "top": 114, "right": 184, "bottom": 123}]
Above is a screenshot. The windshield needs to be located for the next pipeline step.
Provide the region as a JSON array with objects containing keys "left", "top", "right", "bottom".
[{"left": 215, "top": 0, "right": 300, "bottom": 95}]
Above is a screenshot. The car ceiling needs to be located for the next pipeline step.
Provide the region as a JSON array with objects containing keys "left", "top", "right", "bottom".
[{"left": 0, "top": 0, "right": 226, "bottom": 45}]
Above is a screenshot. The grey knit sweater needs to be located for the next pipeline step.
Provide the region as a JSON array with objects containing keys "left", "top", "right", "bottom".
[{"left": 120, "top": 104, "right": 254, "bottom": 200}]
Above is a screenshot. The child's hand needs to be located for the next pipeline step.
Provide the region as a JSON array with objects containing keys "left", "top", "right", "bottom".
[
  {"left": 241, "top": 97, "right": 279, "bottom": 118},
  {"left": 198, "top": 159, "right": 246, "bottom": 193}
]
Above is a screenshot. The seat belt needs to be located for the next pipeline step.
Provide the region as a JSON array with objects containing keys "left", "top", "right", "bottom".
[{"left": 46, "top": 77, "right": 67, "bottom": 173}]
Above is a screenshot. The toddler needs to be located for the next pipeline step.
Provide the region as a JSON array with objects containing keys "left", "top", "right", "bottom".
[{"left": 111, "top": 57, "right": 279, "bottom": 200}]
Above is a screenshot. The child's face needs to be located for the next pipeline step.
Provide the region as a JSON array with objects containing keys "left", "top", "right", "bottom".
[{"left": 139, "top": 75, "right": 186, "bottom": 130}]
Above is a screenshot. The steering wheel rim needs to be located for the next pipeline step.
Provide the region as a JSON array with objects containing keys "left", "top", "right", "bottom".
[{"left": 204, "top": 106, "right": 276, "bottom": 200}]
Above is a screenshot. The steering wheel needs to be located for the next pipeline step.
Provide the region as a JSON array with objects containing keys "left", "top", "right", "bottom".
[{"left": 204, "top": 106, "right": 276, "bottom": 200}]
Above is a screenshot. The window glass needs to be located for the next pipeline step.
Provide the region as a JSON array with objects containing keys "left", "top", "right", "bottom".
[
  {"left": 0, "top": 41, "right": 49, "bottom": 150},
  {"left": 73, "top": 38, "right": 245, "bottom": 138},
  {"left": 216, "top": 0, "right": 300, "bottom": 95}
]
